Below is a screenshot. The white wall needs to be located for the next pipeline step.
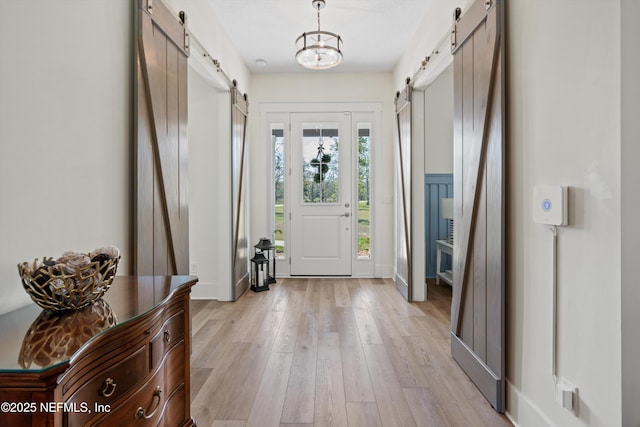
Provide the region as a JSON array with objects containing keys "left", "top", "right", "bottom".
[
  {"left": 165, "top": 0, "right": 250, "bottom": 300},
  {"left": 187, "top": 67, "right": 229, "bottom": 300},
  {"left": 250, "top": 73, "right": 396, "bottom": 277},
  {"left": 393, "top": 0, "right": 473, "bottom": 92},
  {"left": 423, "top": 66, "right": 454, "bottom": 174},
  {"left": 0, "top": 0, "right": 250, "bottom": 311},
  {"left": 165, "top": 0, "right": 251, "bottom": 96},
  {"left": 0, "top": 0, "right": 133, "bottom": 315},
  {"left": 507, "top": 1, "right": 621, "bottom": 426}
]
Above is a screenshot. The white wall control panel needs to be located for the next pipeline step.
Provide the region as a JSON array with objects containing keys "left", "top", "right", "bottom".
[{"left": 533, "top": 186, "right": 568, "bottom": 225}]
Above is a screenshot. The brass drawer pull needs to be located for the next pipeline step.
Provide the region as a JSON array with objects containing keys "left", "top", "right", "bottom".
[
  {"left": 164, "top": 330, "right": 171, "bottom": 343},
  {"left": 135, "top": 386, "right": 162, "bottom": 420},
  {"left": 99, "top": 378, "right": 117, "bottom": 398}
]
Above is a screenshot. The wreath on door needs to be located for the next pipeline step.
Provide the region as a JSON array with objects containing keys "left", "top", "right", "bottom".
[{"left": 310, "top": 139, "right": 331, "bottom": 183}]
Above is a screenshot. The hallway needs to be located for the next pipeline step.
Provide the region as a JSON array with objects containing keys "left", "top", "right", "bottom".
[{"left": 189, "top": 278, "right": 512, "bottom": 426}]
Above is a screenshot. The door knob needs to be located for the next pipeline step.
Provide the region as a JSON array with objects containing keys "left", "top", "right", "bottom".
[
  {"left": 345, "top": 202, "right": 350, "bottom": 208},
  {"left": 344, "top": 212, "right": 350, "bottom": 217}
]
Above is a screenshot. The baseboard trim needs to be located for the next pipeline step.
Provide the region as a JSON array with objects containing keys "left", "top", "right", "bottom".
[
  {"left": 189, "top": 281, "right": 217, "bottom": 300},
  {"left": 395, "top": 273, "right": 409, "bottom": 300},
  {"left": 233, "top": 272, "right": 250, "bottom": 301},
  {"left": 505, "top": 380, "right": 554, "bottom": 427}
]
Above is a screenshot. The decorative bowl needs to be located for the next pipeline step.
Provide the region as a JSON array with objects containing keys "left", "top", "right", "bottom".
[{"left": 18, "top": 246, "right": 120, "bottom": 312}]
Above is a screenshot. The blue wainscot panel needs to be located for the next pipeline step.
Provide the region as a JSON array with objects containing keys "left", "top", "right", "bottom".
[{"left": 424, "top": 174, "right": 453, "bottom": 279}]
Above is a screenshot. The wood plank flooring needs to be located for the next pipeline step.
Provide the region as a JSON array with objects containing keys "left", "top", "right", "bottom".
[{"left": 190, "top": 278, "right": 512, "bottom": 427}]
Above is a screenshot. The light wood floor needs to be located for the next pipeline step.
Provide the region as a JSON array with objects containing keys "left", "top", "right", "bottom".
[{"left": 189, "top": 278, "right": 512, "bottom": 427}]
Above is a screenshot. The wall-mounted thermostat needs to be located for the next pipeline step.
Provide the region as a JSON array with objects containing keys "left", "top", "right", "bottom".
[{"left": 533, "top": 186, "right": 568, "bottom": 226}]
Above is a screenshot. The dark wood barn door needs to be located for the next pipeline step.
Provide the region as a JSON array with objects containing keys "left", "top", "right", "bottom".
[
  {"left": 135, "top": 0, "right": 190, "bottom": 275},
  {"left": 450, "top": 0, "right": 506, "bottom": 412},
  {"left": 231, "top": 85, "right": 249, "bottom": 300}
]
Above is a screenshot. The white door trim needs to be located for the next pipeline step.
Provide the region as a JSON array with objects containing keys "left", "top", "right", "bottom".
[{"left": 260, "top": 102, "right": 382, "bottom": 278}]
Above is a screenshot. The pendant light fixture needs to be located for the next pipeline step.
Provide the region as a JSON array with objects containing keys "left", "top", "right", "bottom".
[{"left": 295, "top": 0, "right": 343, "bottom": 70}]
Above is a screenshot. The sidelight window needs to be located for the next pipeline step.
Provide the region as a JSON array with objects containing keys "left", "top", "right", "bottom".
[
  {"left": 357, "top": 124, "right": 371, "bottom": 258},
  {"left": 272, "top": 124, "right": 285, "bottom": 257}
]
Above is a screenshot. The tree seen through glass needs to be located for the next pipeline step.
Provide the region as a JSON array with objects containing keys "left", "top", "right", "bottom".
[
  {"left": 273, "top": 127, "right": 285, "bottom": 257},
  {"left": 302, "top": 130, "right": 339, "bottom": 203},
  {"left": 357, "top": 131, "right": 371, "bottom": 257}
]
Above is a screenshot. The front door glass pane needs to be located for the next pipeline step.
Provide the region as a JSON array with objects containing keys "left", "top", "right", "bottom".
[
  {"left": 302, "top": 123, "right": 339, "bottom": 203},
  {"left": 272, "top": 124, "right": 285, "bottom": 257}
]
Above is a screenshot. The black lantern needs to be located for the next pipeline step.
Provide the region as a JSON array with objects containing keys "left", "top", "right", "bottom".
[
  {"left": 254, "top": 237, "right": 276, "bottom": 285},
  {"left": 250, "top": 251, "right": 270, "bottom": 292}
]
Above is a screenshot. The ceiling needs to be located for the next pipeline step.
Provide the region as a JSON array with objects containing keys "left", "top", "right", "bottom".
[{"left": 206, "top": 0, "right": 436, "bottom": 73}]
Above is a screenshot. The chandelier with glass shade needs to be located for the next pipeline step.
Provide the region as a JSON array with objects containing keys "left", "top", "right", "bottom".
[{"left": 295, "top": 0, "right": 343, "bottom": 70}]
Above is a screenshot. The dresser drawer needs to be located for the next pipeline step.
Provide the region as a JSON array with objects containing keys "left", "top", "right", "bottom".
[
  {"left": 61, "top": 311, "right": 162, "bottom": 398},
  {"left": 160, "top": 384, "right": 186, "bottom": 427},
  {"left": 165, "top": 341, "right": 185, "bottom": 397},
  {"left": 66, "top": 344, "right": 147, "bottom": 426},
  {"left": 92, "top": 365, "right": 165, "bottom": 426},
  {"left": 150, "top": 310, "right": 184, "bottom": 369}
]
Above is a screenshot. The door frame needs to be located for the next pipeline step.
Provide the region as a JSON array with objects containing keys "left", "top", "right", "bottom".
[
  {"left": 186, "top": 49, "right": 233, "bottom": 300},
  {"left": 410, "top": 34, "right": 456, "bottom": 302},
  {"left": 259, "top": 102, "right": 382, "bottom": 278}
]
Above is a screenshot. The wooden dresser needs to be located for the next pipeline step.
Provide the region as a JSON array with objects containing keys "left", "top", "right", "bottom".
[{"left": 0, "top": 275, "right": 198, "bottom": 427}]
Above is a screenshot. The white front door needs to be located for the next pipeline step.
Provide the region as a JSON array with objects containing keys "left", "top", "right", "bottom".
[{"left": 290, "top": 112, "right": 352, "bottom": 275}]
